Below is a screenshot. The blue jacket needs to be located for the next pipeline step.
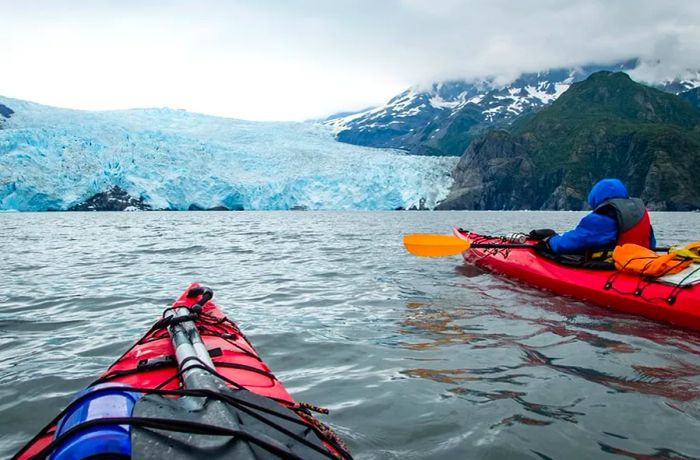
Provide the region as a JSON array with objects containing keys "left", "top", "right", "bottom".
[{"left": 548, "top": 179, "right": 656, "bottom": 254}]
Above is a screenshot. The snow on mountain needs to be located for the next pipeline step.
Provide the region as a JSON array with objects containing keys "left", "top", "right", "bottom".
[
  {"left": 326, "top": 59, "right": 700, "bottom": 156},
  {"left": 0, "top": 97, "right": 456, "bottom": 211}
]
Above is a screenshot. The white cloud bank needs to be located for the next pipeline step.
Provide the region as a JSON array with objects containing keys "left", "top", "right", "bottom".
[{"left": 2, "top": 0, "right": 699, "bottom": 120}]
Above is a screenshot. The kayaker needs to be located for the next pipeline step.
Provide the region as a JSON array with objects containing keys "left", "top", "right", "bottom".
[{"left": 533, "top": 178, "right": 656, "bottom": 255}]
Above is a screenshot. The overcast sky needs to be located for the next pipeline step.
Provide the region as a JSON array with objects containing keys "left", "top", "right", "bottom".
[{"left": 3, "top": 0, "right": 700, "bottom": 121}]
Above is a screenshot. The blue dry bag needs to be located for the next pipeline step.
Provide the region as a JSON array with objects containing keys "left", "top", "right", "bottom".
[{"left": 50, "top": 383, "right": 140, "bottom": 459}]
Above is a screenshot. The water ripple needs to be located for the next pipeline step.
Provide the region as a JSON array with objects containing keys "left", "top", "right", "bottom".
[{"left": 1, "top": 211, "right": 699, "bottom": 459}]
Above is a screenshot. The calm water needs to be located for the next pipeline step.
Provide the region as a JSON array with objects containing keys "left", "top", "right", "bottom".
[{"left": 1, "top": 211, "right": 699, "bottom": 459}]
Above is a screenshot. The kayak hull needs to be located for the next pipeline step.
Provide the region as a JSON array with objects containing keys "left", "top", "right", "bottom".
[
  {"left": 16, "top": 284, "right": 347, "bottom": 459},
  {"left": 459, "top": 231, "right": 700, "bottom": 331}
]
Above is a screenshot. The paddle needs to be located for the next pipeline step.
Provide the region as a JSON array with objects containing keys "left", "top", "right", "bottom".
[
  {"left": 403, "top": 233, "right": 672, "bottom": 257},
  {"left": 166, "top": 286, "right": 219, "bottom": 390},
  {"left": 403, "top": 234, "right": 533, "bottom": 257}
]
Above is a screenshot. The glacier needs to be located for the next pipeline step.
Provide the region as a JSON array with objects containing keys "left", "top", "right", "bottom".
[{"left": 0, "top": 97, "right": 456, "bottom": 211}]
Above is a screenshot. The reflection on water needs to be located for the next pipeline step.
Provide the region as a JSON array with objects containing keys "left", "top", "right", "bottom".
[
  {"left": 401, "top": 300, "right": 642, "bottom": 353},
  {"left": 521, "top": 348, "right": 700, "bottom": 401},
  {"left": 401, "top": 299, "right": 700, "bottom": 400},
  {"left": 599, "top": 443, "right": 697, "bottom": 460},
  {"left": 399, "top": 279, "right": 700, "bottom": 457}
]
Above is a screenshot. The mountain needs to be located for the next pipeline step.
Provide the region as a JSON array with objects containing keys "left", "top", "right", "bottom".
[
  {"left": 680, "top": 87, "right": 700, "bottom": 109},
  {"left": 326, "top": 60, "right": 700, "bottom": 157},
  {"left": 0, "top": 97, "right": 456, "bottom": 211},
  {"left": 436, "top": 71, "right": 700, "bottom": 211}
]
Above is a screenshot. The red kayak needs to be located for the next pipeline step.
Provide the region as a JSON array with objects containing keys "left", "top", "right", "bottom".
[
  {"left": 15, "top": 284, "right": 351, "bottom": 460},
  {"left": 456, "top": 230, "right": 700, "bottom": 332}
]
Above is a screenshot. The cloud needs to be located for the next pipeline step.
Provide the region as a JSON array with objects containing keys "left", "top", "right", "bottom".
[
  {"left": 630, "top": 31, "right": 700, "bottom": 83},
  {"left": 2, "top": 0, "right": 700, "bottom": 120}
]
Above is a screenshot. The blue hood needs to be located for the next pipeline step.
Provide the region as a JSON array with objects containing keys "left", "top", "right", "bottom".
[{"left": 587, "top": 178, "right": 629, "bottom": 208}]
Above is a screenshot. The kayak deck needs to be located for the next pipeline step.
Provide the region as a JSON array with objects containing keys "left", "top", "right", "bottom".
[
  {"left": 458, "top": 231, "right": 700, "bottom": 332},
  {"left": 16, "top": 284, "right": 350, "bottom": 459}
]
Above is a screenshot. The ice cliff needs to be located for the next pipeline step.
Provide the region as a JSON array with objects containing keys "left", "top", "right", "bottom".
[{"left": 0, "top": 97, "right": 456, "bottom": 211}]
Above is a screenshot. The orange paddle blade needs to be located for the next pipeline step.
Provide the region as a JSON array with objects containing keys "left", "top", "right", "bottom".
[{"left": 403, "top": 234, "right": 472, "bottom": 257}]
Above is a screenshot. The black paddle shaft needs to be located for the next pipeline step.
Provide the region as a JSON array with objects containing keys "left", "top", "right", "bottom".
[
  {"left": 470, "top": 242, "right": 671, "bottom": 252},
  {"left": 470, "top": 243, "right": 535, "bottom": 249}
]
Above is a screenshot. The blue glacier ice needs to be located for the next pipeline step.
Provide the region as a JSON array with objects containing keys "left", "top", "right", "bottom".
[{"left": 0, "top": 97, "right": 457, "bottom": 211}]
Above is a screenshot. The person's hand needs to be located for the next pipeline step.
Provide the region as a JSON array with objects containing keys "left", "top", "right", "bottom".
[
  {"left": 528, "top": 229, "right": 556, "bottom": 241},
  {"left": 533, "top": 237, "right": 552, "bottom": 252}
]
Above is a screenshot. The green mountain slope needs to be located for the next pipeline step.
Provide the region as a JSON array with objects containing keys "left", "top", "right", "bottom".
[
  {"left": 680, "top": 87, "right": 700, "bottom": 110},
  {"left": 437, "top": 72, "right": 700, "bottom": 211}
]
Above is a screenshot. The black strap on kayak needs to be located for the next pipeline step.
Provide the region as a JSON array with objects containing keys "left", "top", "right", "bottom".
[
  {"left": 603, "top": 255, "right": 693, "bottom": 305},
  {"left": 29, "top": 416, "right": 308, "bottom": 460},
  {"left": 94, "top": 300, "right": 264, "bottom": 387},
  {"left": 159, "top": 300, "right": 263, "bottom": 360},
  {"left": 151, "top": 312, "right": 199, "bottom": 329},
  {"left": 534, "top": 247, "right": 616, "bottom": 270},
  {"left": 154, "top": 355, "right": 333, "bottom": 416},
  {"left": 106, "top": 291, "right": 260, "bottom": 365},
  {"left": 17, "top": 374, "right": 351, "bottom": 460},
  {"left": 98, "top": 323, "right": 331, "bottom": 411},
  {"left": 17, "top": 369, "right": 350, "bottom": 460},
  {"left": 14, "top": 288, "right": 352, "bottom": 460},
  {"left": 466, "top": 229, "right": 692, "bottom": 305},
  {"left": 461, "top": 229, "right": 614, "bottom": 270}
]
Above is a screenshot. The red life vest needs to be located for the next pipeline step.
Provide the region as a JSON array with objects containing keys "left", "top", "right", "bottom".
[
  {"left": 594, "top": 198, "right": 653, "bottom": 248},
  {"left": 617, "top": 209, "right": 652, "bottom": 247}
]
